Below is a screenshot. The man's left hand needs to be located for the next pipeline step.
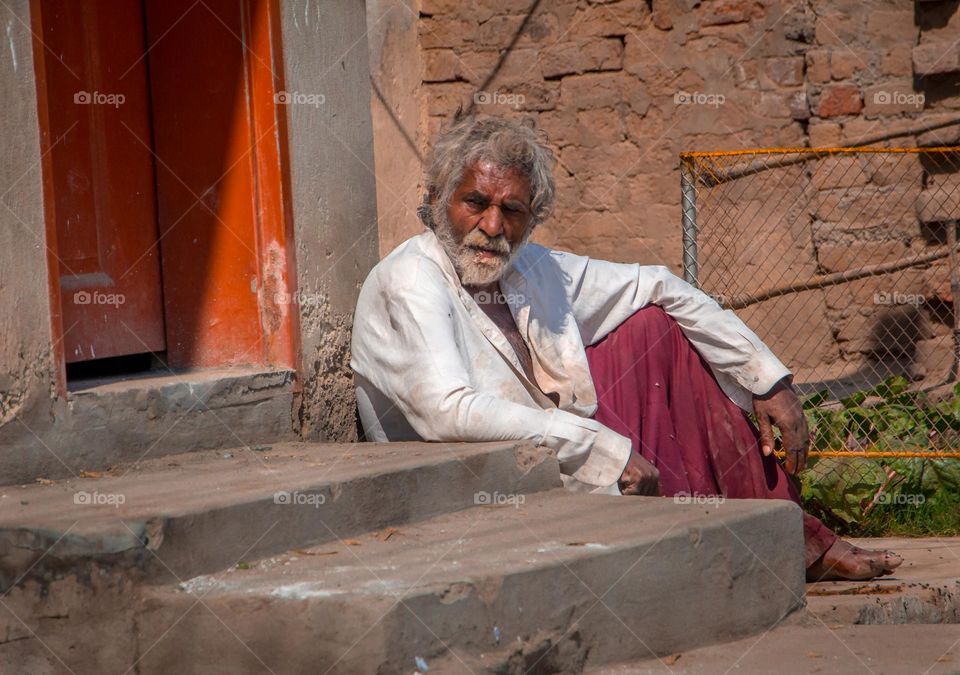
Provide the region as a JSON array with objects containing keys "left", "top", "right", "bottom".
[{"left": 753, "top": 376, "right": 809, "bottom": 475}]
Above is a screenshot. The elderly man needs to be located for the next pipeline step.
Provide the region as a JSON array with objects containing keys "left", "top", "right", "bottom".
[{"left": 351, "top": 115, "right": 902, "bottom": 581}]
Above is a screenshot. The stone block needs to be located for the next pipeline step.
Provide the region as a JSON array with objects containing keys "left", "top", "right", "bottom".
[
  {"left": 816, "top": 241, "right": 908, "bottom": 274},
  {"left": 560, "top": 71, "right": 648, "bottom": 113},
  {"left": 814, "top": 12, "right": 862, "bottom": 48},
  {"left": 572, "top": 0, "right": 650, "bottom": 36},
  {"left": 864, "top": 10, "right": 918, "bottom": 44},
  {"left": 423, "top": 49, "right": 460, "bottom": 82},
  {"left": 809, "top": 121, "right": 842, "bottom": 147},
  {"left": 880, "top": 44, "right": 914, "bottom": 78},
  {"left": 701, "top": 0, "right": 753, "bottom": 26},
  {"left": 830, "top": 49, "right": 871, "bottom": 80},
  {"left": 425, "top": 81, "right": 473, "bottom": 116},
  {"left": 737, "top": 291, "right": 841, "bottom": 371},
  {"left": 818, "top": 83, "right": 862, "bottom": 117},
  {"left": 419, "top": 17, "right": 476, "bottom": 49},
  {"left": 540, "top": 38, "right": 624, "bottom": 79},
  {"left": 916, "top": 188, "right": 960, "bottom": 224},
  {"left": 913, "top": 42, "right": 960, "bottom": 76},
  {"left": 806, "top": 49, "right": 831, "bottom": 84},
  {"left": 765, "top": 56, "right": 804, "bottom": 87}
]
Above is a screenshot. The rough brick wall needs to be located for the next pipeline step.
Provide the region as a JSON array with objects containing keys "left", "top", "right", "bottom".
[
  {"left": 368, "top": 0, "right": 960, "bottom": 382},
  {"left": 370, "top": 0, "right": 960, "bottom": 270}
]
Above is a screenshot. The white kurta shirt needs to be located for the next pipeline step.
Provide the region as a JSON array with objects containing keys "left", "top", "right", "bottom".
[{"left": 351, "top": 230, "right": 791, "bottom": 492}]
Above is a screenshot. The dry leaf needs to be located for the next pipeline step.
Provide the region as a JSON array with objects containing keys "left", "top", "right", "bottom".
[
  {"left": 291, "top": 548, "right": 338, "bottom": 557},
  {"left": 664, "top": 653, "right": 681, "bottom": 665},
  {"left": 35, "top": 478, "right": 53, "bottom": 486},
  {"left": 374, "top": 527, "right": 400, "bottom": 542},
  {"left": 806, "top": 652, "right": 822, "bottom": 659},
  {"left": 343, "top": 539, "right": 362, "bottom": 546},
  {"left": 79, "top": 470, "right": 102, "bottom": 479}
]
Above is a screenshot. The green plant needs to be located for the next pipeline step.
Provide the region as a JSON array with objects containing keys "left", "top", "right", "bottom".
[{"left": 796, "top": 376, "right": 960, "bottom": 535}]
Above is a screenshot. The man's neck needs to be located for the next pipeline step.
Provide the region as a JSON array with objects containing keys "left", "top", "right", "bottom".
[{"left": 468, "top": 281, "right": 500, "bottom": 305}]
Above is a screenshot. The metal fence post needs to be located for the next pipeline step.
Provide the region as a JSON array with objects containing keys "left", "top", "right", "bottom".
[{"left": 680, "top": 155, "right": 699, "bottom": 288}]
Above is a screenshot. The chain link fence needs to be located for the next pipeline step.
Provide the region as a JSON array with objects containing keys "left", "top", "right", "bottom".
[{"left": 680, "top": 147, "right": 960, "bottom": 533}]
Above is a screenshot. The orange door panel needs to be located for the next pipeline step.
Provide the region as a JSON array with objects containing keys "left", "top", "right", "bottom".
[
  {"left": 35, "top": 0, "right": 166, "bottom": 363},
  {"left": 146, "top": 0, "right": 265, "bottom": 368}
]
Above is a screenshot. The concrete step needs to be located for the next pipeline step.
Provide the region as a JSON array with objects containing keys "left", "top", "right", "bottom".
[
  {"left": 591, "top": 624, "right": 960, "bottom": 674},
  {"left": 130, "top": 490, "right": 805, "bottom": 674},
  {"left": 0, "top": 441, "right": 559, "bottom": 589},
  {"left": 803, "top": 537, "right": 960, "bottom": 625}
]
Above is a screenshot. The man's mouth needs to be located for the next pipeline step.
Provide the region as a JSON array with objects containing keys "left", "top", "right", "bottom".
[{"left": 468, "top": 245, "right": 506, "bottom": 260}]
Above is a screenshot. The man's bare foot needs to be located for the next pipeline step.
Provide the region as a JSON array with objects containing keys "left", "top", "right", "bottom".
[{"left": 806, "top": 538, "right": 903, "bottom": 582}]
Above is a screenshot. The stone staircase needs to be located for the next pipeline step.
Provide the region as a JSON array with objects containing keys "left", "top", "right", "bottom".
[{"left": 0, "top": 441, "right": 806, "bottom": 673}]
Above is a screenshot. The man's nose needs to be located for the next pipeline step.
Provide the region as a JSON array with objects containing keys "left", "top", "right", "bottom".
[{"left": 477, "top": 204, "right": 504, "bottom": 238}]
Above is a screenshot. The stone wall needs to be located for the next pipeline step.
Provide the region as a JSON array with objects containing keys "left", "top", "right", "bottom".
[{"left": 368, "top": 0, "right": 960, "bottom": 388}]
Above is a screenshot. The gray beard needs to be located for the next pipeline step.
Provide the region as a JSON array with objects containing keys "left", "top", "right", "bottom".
[{"left": 432, "top": 212, "right": 529, "bottom": 288}]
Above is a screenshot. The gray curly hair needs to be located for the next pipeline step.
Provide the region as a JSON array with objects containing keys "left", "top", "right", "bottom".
[{"left": 418, "top": 115, "right": 557, "bottom": 232}]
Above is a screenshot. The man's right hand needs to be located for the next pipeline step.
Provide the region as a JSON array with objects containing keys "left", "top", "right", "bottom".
[{"left": 618, "top": 452, "right": 660, "bottom": 496}]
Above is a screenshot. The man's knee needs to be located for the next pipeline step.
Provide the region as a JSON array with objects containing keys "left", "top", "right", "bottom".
[{"left": 618, "top": 304, "right": 681, "bottom": 339}]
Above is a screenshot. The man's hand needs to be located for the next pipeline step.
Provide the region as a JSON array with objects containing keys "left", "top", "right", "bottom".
[
  {"left": 753, "top": 376, "right": 809, "bottom": 475},
  {"left": 618, "top": 453, "right": 660, "bottom": 496}
]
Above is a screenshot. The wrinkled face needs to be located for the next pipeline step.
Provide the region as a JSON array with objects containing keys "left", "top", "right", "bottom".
[{"left": 435, "top": 160, "right": 533, "bottom": 287}]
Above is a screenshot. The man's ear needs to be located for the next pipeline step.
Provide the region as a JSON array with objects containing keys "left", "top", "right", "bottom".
[{"left": 417, "top": 190, "right": 435, "bottom": 229}]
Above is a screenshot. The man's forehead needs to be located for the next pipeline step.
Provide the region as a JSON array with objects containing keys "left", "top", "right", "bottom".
[{"left": 462, "top": 160, "right": 529, "bottom": 189}]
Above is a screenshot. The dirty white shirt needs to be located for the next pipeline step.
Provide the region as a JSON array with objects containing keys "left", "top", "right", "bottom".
[{"left": 351, "top": 230, "right": 791, "bottom": 493}]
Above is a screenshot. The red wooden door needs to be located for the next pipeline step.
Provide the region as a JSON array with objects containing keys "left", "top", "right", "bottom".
[{"left": 35, "top": 0, "right": 166, "bottom": 363}]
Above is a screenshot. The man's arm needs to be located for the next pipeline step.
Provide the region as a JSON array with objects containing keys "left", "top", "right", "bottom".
[
  {"left": 350, "top": 264, "right": 633, "bottom": 488},
  {"left": 551, "top": 250, "right": 809, "bottom": 474},
  {"left": 551, "top": 250, "right": 791, "bottom": 401}
]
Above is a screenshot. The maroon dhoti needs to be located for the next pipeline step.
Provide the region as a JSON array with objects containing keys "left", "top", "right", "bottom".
[{"left": 585, "top": 305, "right": 837, "bottom": 568}]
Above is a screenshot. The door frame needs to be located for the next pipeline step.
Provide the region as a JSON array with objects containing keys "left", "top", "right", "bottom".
[{"left": 31, "top": 0, "right": 300, "bottom": 396}]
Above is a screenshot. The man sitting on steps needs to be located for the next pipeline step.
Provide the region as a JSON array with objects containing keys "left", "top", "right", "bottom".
[{"left": 350, "top": 114, "right": 903, "bottom": 582}]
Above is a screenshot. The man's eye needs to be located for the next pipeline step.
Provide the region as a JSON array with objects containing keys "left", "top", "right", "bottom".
[{"left": 466, "top": 197, "right": 485, "bottom": 207}]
